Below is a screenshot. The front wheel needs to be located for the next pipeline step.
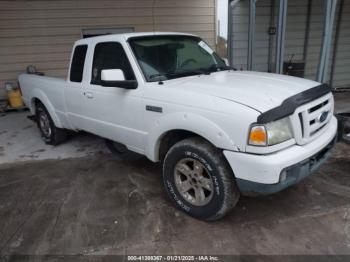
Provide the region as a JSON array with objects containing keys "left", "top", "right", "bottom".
[{"left": 163, "top": 137, "right": 240, "bottom": 221}]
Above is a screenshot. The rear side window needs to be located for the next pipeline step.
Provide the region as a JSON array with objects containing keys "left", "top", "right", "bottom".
[
  {"left": 70, "top": 45, "right": 87, "bottom": 82},
  {"left": 91, "top": 42, "right": 135, "bottom": 84}
]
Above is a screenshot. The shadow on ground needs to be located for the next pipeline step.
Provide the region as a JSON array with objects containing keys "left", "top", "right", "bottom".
[{"left": 0, "top": 143, "right": 350, "bottom": 256}]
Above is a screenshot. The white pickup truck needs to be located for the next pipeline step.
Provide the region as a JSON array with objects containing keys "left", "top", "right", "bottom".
[{"left": 19, "top": 32, "right": 338, "bottom": 220}]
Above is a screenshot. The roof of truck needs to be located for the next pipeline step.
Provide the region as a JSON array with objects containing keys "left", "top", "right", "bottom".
[{"left": 74, "top": 32, "right": 196, "bottom": 46}]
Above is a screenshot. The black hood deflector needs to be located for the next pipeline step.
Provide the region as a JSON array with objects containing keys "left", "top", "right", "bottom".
[{"left": 257, "top": 84, "right": 331, "bottom": 124}]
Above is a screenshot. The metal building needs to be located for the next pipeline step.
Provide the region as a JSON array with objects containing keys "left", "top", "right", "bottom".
[{"left": 228, "top": 0, "right": 349, "bottom": 90}]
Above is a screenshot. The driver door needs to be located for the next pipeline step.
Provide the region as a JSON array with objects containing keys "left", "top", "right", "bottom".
[{"left": 80, "top": 41, "right": 145, "bottom": 152}]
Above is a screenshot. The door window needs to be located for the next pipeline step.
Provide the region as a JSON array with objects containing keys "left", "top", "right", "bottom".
[
  {"left": 91, "top": 42, "right": 136, "bottom": 85},
  {"left": 70, "top": 45, "right": 88, "bottom": 82}
]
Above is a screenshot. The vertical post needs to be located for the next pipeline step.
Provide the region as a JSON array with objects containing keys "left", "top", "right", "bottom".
[
  {"left": 228, "top": 0, "right": 241, "bottom": 66},
  {"left": 228, "top": 0, "right": 234, "bottom": 65},
  {"left": 330, "top": 0, "right": 344, "bottom": 89},
  {"left": 247, "top": 0, "right": 257, "bottom": 70},
  {"left": 302, "top": 0, "right": 313, "bottom": 62},
  {"left": 317, "top": 0, "right": 338, "bottom": 83},
  {"left": 267, "top": 0, "right": 276, "bottom": 72},
  {"left": 275, "top": 0, "right": 288, "bottom": 74}
]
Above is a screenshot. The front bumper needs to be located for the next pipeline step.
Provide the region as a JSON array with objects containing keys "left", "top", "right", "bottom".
[{"left": 223, "top": 116, "right": 338, "bottom": 195}]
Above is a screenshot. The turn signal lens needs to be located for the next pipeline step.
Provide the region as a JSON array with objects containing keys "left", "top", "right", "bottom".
[{"left": 249, "top": 126, "right": 267, "bottom": 146}]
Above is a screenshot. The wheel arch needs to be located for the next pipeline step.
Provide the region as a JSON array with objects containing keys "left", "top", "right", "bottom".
[
  {"left": 157, "top": 129, "right": 204, "bottom": 162},
  {"left": 146, "top": 112, "right": 239, "bottom": 162},
  {"left": 30, "top": 89, "right": 63, "bottom": 128}
]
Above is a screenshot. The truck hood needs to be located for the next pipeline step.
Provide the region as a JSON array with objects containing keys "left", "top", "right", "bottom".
[{"left": 165, "top": 71, "right": 319, "bottom": 113}]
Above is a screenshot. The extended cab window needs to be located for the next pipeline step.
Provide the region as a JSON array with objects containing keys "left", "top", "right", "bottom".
[
  {"left": 70, "top": 45, "right": 88, "bottom": 82},
  {"left": 91, "top": 42, "right": 135, "bottom": 85}
]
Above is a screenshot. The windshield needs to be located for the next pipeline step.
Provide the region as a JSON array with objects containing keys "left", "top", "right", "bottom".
[{"left": 129, "top": 35, "right": 228, "bottom": 82}]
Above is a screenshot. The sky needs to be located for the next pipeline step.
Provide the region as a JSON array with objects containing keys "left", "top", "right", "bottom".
[{"left": 217, "top": 0, "right": 229, "bottom": 39}]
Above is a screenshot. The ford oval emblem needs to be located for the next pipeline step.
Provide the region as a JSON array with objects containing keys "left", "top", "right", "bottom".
[{"left": 317, "top": 111, "right": 329, "bottom": 123}]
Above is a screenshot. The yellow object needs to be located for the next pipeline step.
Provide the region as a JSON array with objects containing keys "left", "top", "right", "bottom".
[
  {"left": 249, "top": 125, "right": 267, "bottom": 146},
  {"left": 7, "top": 89, "right": 24, "bottom": 108}
]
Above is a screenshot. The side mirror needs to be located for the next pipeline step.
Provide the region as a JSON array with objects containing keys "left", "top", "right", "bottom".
[
  {"left": 100, "top": 69, "right": 138, "bottom": 89},
  {"left": 101, "top": 69, "right": 125, "bottom": 81}
]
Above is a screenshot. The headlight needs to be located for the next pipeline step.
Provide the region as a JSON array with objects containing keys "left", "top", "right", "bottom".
[{"left": 248, "top": 117, "right": 293, "bottom": 146}]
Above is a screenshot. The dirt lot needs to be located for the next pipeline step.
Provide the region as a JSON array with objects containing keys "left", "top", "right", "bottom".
[
  {"left": 0, "top": 142, "right": 350, "bottom": 257},
  {"left": 0, "top": 92, "right": 350, "bottom": 259}
]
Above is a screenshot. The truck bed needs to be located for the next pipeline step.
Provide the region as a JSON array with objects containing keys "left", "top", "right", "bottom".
[{"left": 19, "top": 74, "right": 67, "bottom": 122}]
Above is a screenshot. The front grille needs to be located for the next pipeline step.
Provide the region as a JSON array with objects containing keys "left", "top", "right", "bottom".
[{"left": 291, "top": 93, "right": 333, "bottom": 145}]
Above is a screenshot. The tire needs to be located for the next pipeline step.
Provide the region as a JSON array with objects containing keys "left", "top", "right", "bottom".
[
  {"left": 163, "top": 137, "right": 240, "bottom": 221},
  {"left": 35, "top": 102, "right": 67, "bottom": 145}
]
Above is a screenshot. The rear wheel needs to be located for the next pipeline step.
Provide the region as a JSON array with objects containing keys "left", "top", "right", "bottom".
[
  {"left": 163, "top": 137, "right": 240, "bottom": 221},
  {"left": 36, "top": 102, "right": 67, "bottom": 145}
]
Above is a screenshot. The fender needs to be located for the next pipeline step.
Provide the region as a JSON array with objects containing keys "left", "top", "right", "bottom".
[
  {"left": 30, "top": 88, "right": 63, "bottom": 128},
  {"left": 146, "top": 112, "right": 239, "bottom": 161}
]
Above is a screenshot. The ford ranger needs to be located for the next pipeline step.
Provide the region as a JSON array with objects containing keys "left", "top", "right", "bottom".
[{"left": 19, "top": 32, "right": 338, "bottom": 220}]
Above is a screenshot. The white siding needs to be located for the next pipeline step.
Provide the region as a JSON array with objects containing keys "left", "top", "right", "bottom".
[{"left": 0, "top": 0, "right": 216, "bottom": 98}]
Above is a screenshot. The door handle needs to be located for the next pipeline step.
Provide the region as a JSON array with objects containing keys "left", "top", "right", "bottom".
[{"left": 84, "top": 92, "right": 94, "bottom": 99}]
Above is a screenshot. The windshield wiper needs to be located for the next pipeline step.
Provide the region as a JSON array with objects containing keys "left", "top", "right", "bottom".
[
  {"left": 149, "top": 73, "right": 167, "bottom": 80},
  {"left": 149, "top": 69, "right": 209, "bottom": 81},
  {"left": 170, "top": 69, "right": 210, "bottom": 78},
  {"left": 203, "top": 64, "right": 235, "bottom": 73},
  {"left": 149, "top": 65, "right": 236, "bottom": 81}
]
